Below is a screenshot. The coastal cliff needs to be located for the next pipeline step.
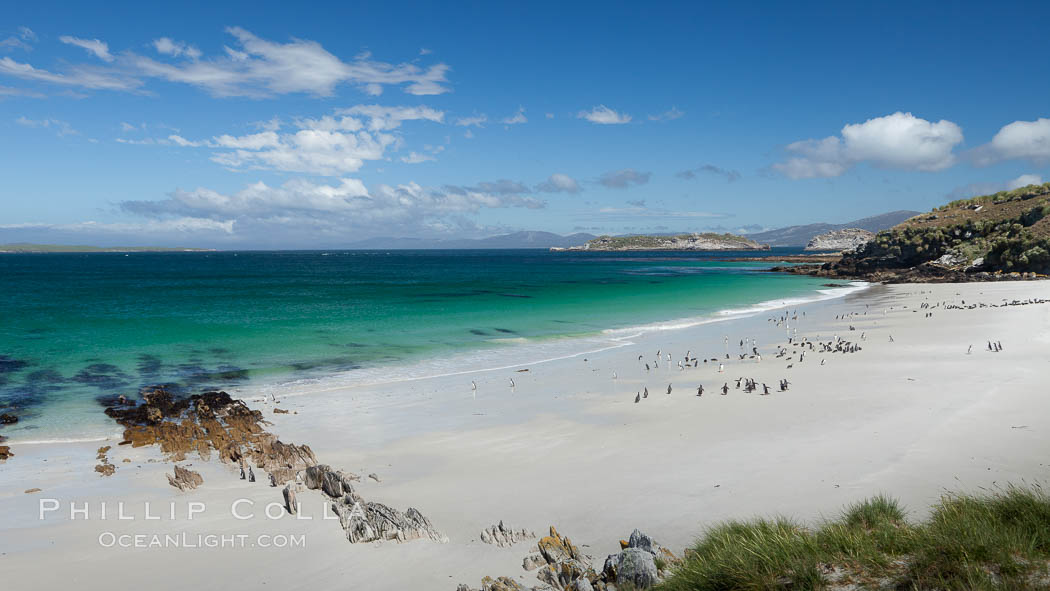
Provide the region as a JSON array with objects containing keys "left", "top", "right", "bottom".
[
  {"left": 552, "top": 232, "right": 770, "bottom": 252},
  {"left": 804, "top": 228, "right": 875, "bottom": 251}
]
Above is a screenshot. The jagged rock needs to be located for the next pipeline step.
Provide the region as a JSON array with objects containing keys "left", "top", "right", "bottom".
[
  {"left": 481, "top": 521, "right": 536, "bottom": 547},
  {"left": 24, "top": 488, "right": 42, "bottom": 494},
  {"left": 538, "top": 526, "right": 583, "bottom": 564},
  {"left": 538, "top": 559, "right": 591, "bottom": 590},
  {"left": 0, "top": 445, "right": 12, "bottom": 461},
  {"left": 283, "top": 484, "right": 298, "bottom": 515},
  {"left": 461, "top": 576, "right": 545, "bottom": 591},
  {"left": 95, "top": 462, "right": 115, "bottom": 476},
  {"left": 307, "top": 462, "right": 445, "bottom": 544},
  {"left": 273, "top": 408, "right": 289, "bottom": 414},
  {"left": 303, "top": 464, "right": 330, "bottom": 489},
  {"left": 627, "top": 529, "right": 654, "bottom": 554},
  {"left": 523, "top": 554, "right": 546, "bottom": 571},
  {"left": 103, "top": 387, "right": 315, "bottom": 484},
  {"left": 167, "top": 465, "right": 204, "bottom": 491},
  {"left": 0, "top": 413, "right": 18, "bottom": 424},
  {"left": 616, "top": 548, "right": 658, "bottom": 588},
  {"left": 933, "top": 253, "right": 966, "bottom": 267},
  {"left": 571, "top": 578, "right": 593, "bottom": 591}
]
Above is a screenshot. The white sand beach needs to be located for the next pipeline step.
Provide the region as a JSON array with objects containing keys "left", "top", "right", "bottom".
[{"left": 2, "top": 281, "right": 1049, "bottom": 589}]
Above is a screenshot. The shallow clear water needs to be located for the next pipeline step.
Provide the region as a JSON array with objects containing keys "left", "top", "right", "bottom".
[{"left": 0, "top": 249, "right": 847, "bottom": 441}]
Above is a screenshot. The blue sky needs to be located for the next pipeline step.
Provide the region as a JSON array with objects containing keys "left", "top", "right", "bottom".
[{"left": 1, "top": 1, "right": 1048, "bottom": 247}]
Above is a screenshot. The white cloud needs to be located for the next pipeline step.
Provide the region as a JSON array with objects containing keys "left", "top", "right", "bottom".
[
  {"left": 1, "top": 27, "right": 451, "bottom": 98},
  {"left": 972, "top": 118, "right": 1050, "bottom": 165},
  {"left": 152, "top": 37, "right": 202, "bottom": 60},
  {"left": 115, "top": 177, "right": 544, "bottom": 244},
  {"left": 0, "top": 56, "right": 141, "bottom": 90},
  {"left": 455, "top": 114, "right": 487, "bottom": 127},
  {"left": 536, "top": 173, "right": 581, "bottom": 193},
  {"left": 648, "top": 106, "right": 684, "bottom": 121},
  {"left": 59, "top": 36, "right": 114, "bottom": 62},
  {"left": 401, "top": 151, "right": 435, "bottom": 163},
  {"left": 155, "top": 105, "right": 442, "bottom": 176},
  {"left": 0, "top": 217, "right": 233, "bottom": 235},
  {"left": 501, "top": 106, "right": 527, "bottom": 125},
  {"left": 15, "top": 115, "right": 78, "bottom": 136},
  {"left": 774, "top": 111, "right": 963, "bottom": 179},
  {"left": 337, "top": 104, "right": 444, "bottom": 130},
  {"left": 0, "top": 84, "right": 45, "bottom": 98},
  {"left": 1006, "top": 174, "right": 1044, "bottom": 190},
  {"left": 598, "top": 168, "right": 650, "bottom": 188},
  {"left": 18, "top": 27, "right": 37, "bottom": 42},
  {"left": 577, "top": 105, "right": 631, "bottom": 125},
  {"left": 677, "top": 164, "right": 741, "bottom": 182}
]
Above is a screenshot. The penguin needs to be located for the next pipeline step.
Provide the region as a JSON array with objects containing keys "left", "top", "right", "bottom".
[
  {"left": 697, "top": 385, "right": 703, "bottom": 397},
  {"left": 248, "top": 467, "right": 256, "bottom": 483},
  {"left": 634, "top": 392, "right": 640, "bottom": 403},
  {"left": 643, "top": 387, "right": 649, "bottom": 398},
  {"left": 721, "top": 383, "right": 728, "bottom": 395},
  {"left": 667, "top": 383, "right": 672, "bottom": 395},
  {"left": 240, "top": 466, "right": 246, "bottom": 480}
]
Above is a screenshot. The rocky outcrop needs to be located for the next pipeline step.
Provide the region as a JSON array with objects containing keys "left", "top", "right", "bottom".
[
  {"left": 481, "top": 521, "right": 536, "bottom": 547},
  {"left": 167, "top": 465, "right": 204, "bottom": 491},
  {"left": 103, "top": 387, "right": 316, "bottom": 485},
  {"left": 303, "top": 463, "right": 447, "bottom": 544},
  {"left": 0, "top": 445, "right": 11, "bottom": 461},
  {"left": 0, "top": 413, "right": 18, "bottom": 424},
  {"left": 804, "top": 228, "right": 875, "bottom": 252},
  {"left": 553, "top": 233, "right": 770, "bottom": 252},
  {"left": 283, "top": 484, "right": 298, "bottom": 515},
  {"left": 95, "top": 445, "right": 115, "bottom": 476},
  {"left": 463, "top": 527, "right": 680, "bottom": 591}
]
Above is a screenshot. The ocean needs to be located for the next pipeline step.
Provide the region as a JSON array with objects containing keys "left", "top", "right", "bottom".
[{"left": 0, "top": 249, "right": 856, "bottom": 442}]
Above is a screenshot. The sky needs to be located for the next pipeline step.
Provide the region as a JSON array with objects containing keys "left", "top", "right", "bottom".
[{"left": 1, "top": 1, "right": 1049, "bottom": 248}]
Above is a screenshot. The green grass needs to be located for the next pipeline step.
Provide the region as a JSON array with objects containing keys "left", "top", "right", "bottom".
[{"left": 658, "top": 484, "right": 1050, "bottom": 590}]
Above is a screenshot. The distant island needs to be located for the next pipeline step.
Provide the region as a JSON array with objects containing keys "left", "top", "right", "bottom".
[
  {"left": 804, "top": 228, "right": 875, "bottom": 251},
  {"left": 0, "top": 243, "right": 215, "bottom": 253},
  {"left": 551, "top": 232, "right": 770, "bottom": 252}
]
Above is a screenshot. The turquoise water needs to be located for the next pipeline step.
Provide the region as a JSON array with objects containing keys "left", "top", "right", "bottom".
[{"left": 0, "top": 249, "right": 847, "bottom": 441}]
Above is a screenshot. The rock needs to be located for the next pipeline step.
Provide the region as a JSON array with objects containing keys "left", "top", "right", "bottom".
[
  {"left": 538, "top": 526, "right": 583, "bottom": 564},
  {"left": 338, "top": 501, "right": 448, "bottom": 544},
  {"left": 103, "top": 387, "right": 315, "bottom": 484},
  {"left": 572, "top": 578, "right": 594, "bottom": 591},
  {"left": 616, "top": 548, "right": 658, "bottom": 588},
  {"left": 368, "top": 472, "right": 382, "bottom": 483},
  {"left": 967, "top": 256, "right": 986, "bottom": 271},
  {"left": 481, "top": 521, "right": 536, "bottom": 548},
  {"left": 804, "top": 228, "right": 875, "bottom": 252},
  {"left": 273, "top": 408, "right": 289, "bottom": 414},
  {"left": 167, "top": 465, "right": 204, "bottom": 491},
  {"left": 627, "top": 529, "right": 654, "bottom": 554},
  {"left": 24, "top": 488, "right": 42, "bottom": 494},
  {"left": 933, "top": 253, "right": 966, "bottom": 267},
  {"left": 282, "top": 484, "right": 298, "bottom": 515},
  {"left": 0, "top": 413, "right": 18, "bottom": 424},
  {"left": 303, "top": 464, "right": 330, "bottom": 489},
  {"left": 522, "top": 554, "right": 546, "bottom": 571},
  {"left": 0, "top": 445, "right": 13, "bottom": 461},
  {"left": 321, "top": 469, "right": 346, "bottom": 498},
  {"left": 95, "top": 462, "right": 115, "bottom": 476}
]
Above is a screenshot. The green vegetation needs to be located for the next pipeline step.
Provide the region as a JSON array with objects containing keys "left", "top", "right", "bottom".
[
  {"left": 843, "top": 183, "right": 1050, "bottom": 274},
  {"left": 0, "top": 243, "right": 212, "bottom": 253},
  {"left": 658, "top": 484, "right": 1050, "bottom": 590}
]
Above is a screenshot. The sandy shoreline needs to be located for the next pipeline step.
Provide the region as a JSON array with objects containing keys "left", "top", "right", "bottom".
[{"left": 2, "top": 281, "right": 1050, "bottom": 589}]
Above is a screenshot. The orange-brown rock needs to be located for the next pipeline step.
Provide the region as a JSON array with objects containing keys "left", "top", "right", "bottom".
[
  {"left": 104, "top": 387, "right": 315, "bottom": 484},
  {"left": 0, "top": 445, "right": 12, "bottom": 461},
  {"left": 95, "top": 462, "right": 115, "bottom": 476}
]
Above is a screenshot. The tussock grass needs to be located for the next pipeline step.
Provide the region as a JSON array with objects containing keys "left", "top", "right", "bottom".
[{"left": 658, "top": 484, "right": 1050, "bottom": 590}]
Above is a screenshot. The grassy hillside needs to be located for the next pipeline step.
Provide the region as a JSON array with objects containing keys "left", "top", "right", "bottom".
[
  {"left": 840, "top": 183, "right": 1050, "bottom": 274},
  {"left": 659, "top": 484, "right": 1050, "bottom": 590}
]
